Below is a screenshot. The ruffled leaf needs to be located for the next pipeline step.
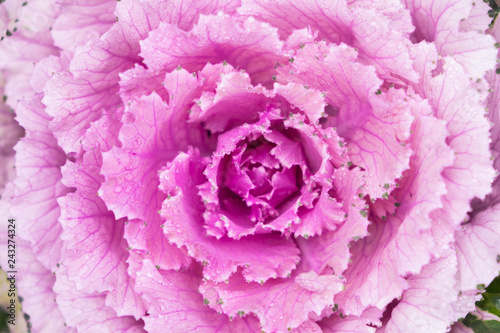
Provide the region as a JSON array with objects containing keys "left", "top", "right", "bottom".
[
  {"left": 319, "top": 307, "right": 382, "bottom": 332},
  {"left": 159, "top": 147, "right": 300, "bottom": 283},
  {"left": 44, "top": 0, "right": 235, "bottom": 153},
  {"left": 100, "top": 68, "right": 213, "bottom": 271},
  {"left": 58, "top": 149, "right": 146, "bottom": 319},
  {"left": 404, "top": 0, "right": 496, "bottom": 77},
  {"left": 411, "top": 43, "right": 495, "bottom": 249},
  {"left": 0, "top": 239, "right": 66, "bottom": 332},
  {"left": 53, "top": 266, "right": 145, "bottom": 333},
  {"left": 201, "top": 270, "right": 344, "bottom": 332},
  {"left": 52, "top": 0, "right": 117, "bottom": 51},
  {"left": 10, "top": 96, "right": 70, "bottom": 269},
  {"left": 455, "top": 203, "right": 500, "bottom": 292},
  {"left": 296, "top": 166, "right": 369, "bottom": 277},
  {"left": 382, "top": 250, "right": 459, "bottom": 333},
  {"left": 239, "top": 0, "right": 418, "bottom": 82},
  {"left": 141, "top": 13, "right": 285, "bottom": 87},
  {"left": 278, "top": 42, "right": 412, "bottom": 199},
  {"left": 335, "top": 101, "right": 454, "bottom": 315},
  {"left": 134, "top": 259, "right": 261, "bottom": 333}
]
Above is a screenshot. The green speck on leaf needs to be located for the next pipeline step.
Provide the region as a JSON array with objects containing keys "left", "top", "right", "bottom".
[
  {"left": 203, "top": 298, "right": 209, "bottom": 305},
  {"left": 382, "top": 193, "right": 389, "bottom": 200},
  {"left": 2, "top": 95, "right": 6, "bottom": 102},
  {"left": 338, "top": 141, "right": 345, "bottom": 147},
  {"left": 347, "top": 161, "right": 353, "bottom": 167},
  {"left": 289, "top": 58, "right": 294, "bottom": 63},
  {"left": 237, "top": 311, "right": 245, "bottom": 317},
  {"left": 381, "top": 215, "right": 386, "bottom": 220},
  {"left": 223, "top": 60, "right": 228, "bottom": 66},
  {"left": 5, "top": 30, "right": 12, "bottom": 37},
  {"left": 383, "top": 183, "right": 390, "bottom": 189},
  {"left": 359, "top": 210, "right": 368, "bottom": 218},
  {"left": 176, "top": 65, "right": 182, "bottom": 71},
  {"left": 375, "top": 89, "right": 382, "bottom": 95},
  {"left": 22, "top": 1, "right": 27, "bottom": 5},
  {"left": 156, "top": 265, "right": 160, "bottom": 270},
  {"left": 394, "top": 202, "right": 401, "bottom": 207}
]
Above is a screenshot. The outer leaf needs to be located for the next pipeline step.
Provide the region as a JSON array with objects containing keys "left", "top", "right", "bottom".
[
  {"left": 382, "top": 250, "right": 459, "bottom": 333},
  {"left": 0, "top": 99, "right": 23, "bottom": 196},
  {"left": 52, "top": 0, "right": 117, "bottom": 51},
  {"left": 0, "top": 238, "right": 67, "bottom": 333},
  {"left": 278, "top": 42, "right": 413, "bottom": 199},
  {"left": 53, "top": 266, "right": 145, "bottom": 333},
  {"left": 58, "top": 149, "right": 146, "bottom": 319},
  {"left": 134, "top": 259, "right": 261, "bottom": 333},
  {"left": 319, "top": 307, "right": 382, "bottom": 332},
  {"left": 455, "top": 204, "right": 500, "bottom": 292},
  {"left": 10, "top": 96, "right": 70, "bottom": 269},
  {"left": 404, "top": 0, "right": 496, "bottom": 78},
  {"left": 201, "top": 270, "right": 344, "bottom": 332},
  {"left": 411, "top": 42, "right": 495, "bottom": 252},
  {"left": 44, "top": 0, "right": 236, "bottom": 152},
  {"left": 335, "top": 99, "right": 454, "bottom": 315},
  {"left": 140, "top": 13, "right": 286, "bottom": 87},
  {"left": 100, "top": 69, "right": 211, "bottom": 271},
  {"left": 239, "top": 0, "right": 418, "bottom": 82}
]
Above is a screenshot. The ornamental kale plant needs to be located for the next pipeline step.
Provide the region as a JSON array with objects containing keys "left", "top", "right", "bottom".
[{"left": 1, "top": 0, "right": 500, "bottom": 332}]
